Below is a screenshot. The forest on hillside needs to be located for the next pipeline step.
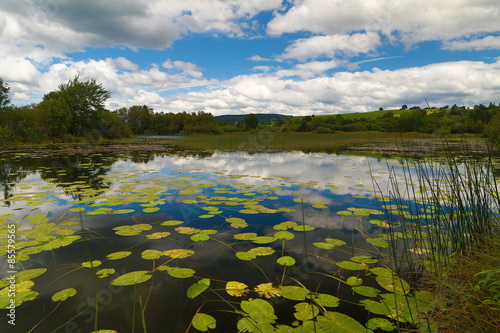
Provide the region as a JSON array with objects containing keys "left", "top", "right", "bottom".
[{"left": 1, "top": 76, "right": 500, "bottom": 144}]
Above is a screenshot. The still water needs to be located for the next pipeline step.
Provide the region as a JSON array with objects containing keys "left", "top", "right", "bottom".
[{"left": 0, "top": 148, "right": 428, "bottom": 332}]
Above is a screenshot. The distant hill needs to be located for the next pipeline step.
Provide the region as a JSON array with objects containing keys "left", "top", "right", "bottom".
[
  {"left": 215, "top": 113, "right": 290, "bottom": 123},
  {"left": 215, "top": 109, "right": 437, "bottom": 123}
]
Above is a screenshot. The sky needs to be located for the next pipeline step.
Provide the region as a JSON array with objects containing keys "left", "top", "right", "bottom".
[{"left": 1, "top": 0, "right": 499, "bottom": 116}]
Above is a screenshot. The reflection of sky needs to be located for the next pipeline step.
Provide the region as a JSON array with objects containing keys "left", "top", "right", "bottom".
[
  {"left": 112, "top": 151, "right": 402, "bottom": 196},
  {"left": 0, "top": 151, "right": 411, "bottom": 230}
]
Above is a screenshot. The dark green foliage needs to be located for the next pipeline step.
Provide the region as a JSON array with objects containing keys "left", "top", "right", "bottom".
[
  {"left": 116, "top": 107, "right": 222, "bottom": 135},
  {"left": 34, "top": 98, "right": 73, "bottom": 138},
  {"left": 0, "top": 76, "right": 131, "bottom": 144},
  {"left": 244, "top": 113, "right": 259, "bottom": 129},
  {"left": 44, "top": 76, "right": 111, "bottom": 136}
]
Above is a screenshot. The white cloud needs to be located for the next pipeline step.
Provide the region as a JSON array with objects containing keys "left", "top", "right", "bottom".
[
  {"left": 162, "top": 59, "right": 204, "bottom": 78},
  {"left": 442, "top": 35, "right": 500, "bottom": 51},
  {"left": 280, "top": 32, "right": 381, "bottom": 60},
  {"left": 160, "top": 58, "right": 500, "bottom": 116},
  {"left": 112, "top": 57, "right": 140, "bottom": 71},
  {"left": 268, "top": 0, "right": 500, "bottom": 46},
  {"left": 247, "top": 55, "right": 271, "bottom": 61},
  {"left": 0, "top": 0, "right": 283, "bottom": 52},
  {"left": 277, "top": 60, "right": 339, "bottom": 79}
]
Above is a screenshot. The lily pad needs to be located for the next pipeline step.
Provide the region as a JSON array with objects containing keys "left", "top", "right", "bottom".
[
  {"left": 280, "top": 286, "right": 310, "bottom": 301},
  {"left": 111, "top": 271, "right": 152, "bottom": 286},
  {"left": 106, "top": 251, "right": 132, "bottom": 260},
  {"left": 165, "top": 267, "right": 195, "bottom": 278},
  {"left": 52, "top": 288, "right": 77, "bottom": 302},
  {"left": 274, "top": 231, "right": 295, "bottom": 240},
  {"left": 277, "top": 256, "right": 296, "bottom": 266},
  {"left": 225, "top": 217, "right": 248, "bottom": 228},
  {"left": 248, "top": 247, "right": 275, "bottom": 256},
  {"left": 192, "top": 313, "right": 216, "bottom": 332},
  {"left": 236, "top": 252, "right": 256, "bottom": 261},
  {"left": 226, "top": 281, "right": 250, "bottom": 297},
  {"left": 336, "top": 261, "right": 365, "bottom": 271},
  {"left": 82, "top": 260, "right": 102, "bottom": 268},
  {"left": 187, "top": 278, "right": 210, "bottom": 299}
]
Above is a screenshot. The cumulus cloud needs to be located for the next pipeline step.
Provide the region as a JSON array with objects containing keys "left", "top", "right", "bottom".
[
  {"left": 442, "top": 36, "right": 500, "bottom": 51},
  {"left": 268, "top": 0, "right": 500, "bottom": 46},
  {"left": 163, "top": 59, "right": 204, "bottom": 78},
  {"left": 276, "top": 60, "right": 339, "bottom": 79},
  {"left": 160, "top": 58, "right": 500, "bottom": 116},
  {"left": 280, "top": 32, "right": 381, "bottom": 60},
  {"left": 0, "top": 0, "right": 283, "bottom": 52}
]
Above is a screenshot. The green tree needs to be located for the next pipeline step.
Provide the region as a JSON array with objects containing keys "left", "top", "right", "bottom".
[
  {"left": 485, "top": 109, "right": 500, "bottom": 144},
  {"left": 0, "top": 78, "right": 10, "bottom": 108},
  {"left": 244, "top": 114, "right": 259, "bottom": 129},
  {"left": 44, "top": 76, "right": 111, "bottom": 136},
  {"left": 34, "top": 98, "right": 73, "bottom": 138}
]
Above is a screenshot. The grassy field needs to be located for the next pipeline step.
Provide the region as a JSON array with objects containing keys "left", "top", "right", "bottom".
[{"left": 173, "top": 131, "right": 485, "bottom": 154}]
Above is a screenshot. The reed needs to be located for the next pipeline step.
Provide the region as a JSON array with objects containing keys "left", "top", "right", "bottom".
[{"left": 375, "top": 138, "right": 500, "bottom": 331}]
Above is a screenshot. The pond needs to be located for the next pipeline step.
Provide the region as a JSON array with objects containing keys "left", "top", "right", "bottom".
[{"left": 0, "top": 147, "right": 480, "bottom": 332}]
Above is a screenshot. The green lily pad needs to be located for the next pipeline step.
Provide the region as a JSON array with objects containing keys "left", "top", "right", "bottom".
[
  {"left": 366, "top": 317, "right": 396, "bottom": 331},
  {"left": 252, "top": 236, "right": 276, "bottom": 244},
  {"left": 351, "top": 256, "right": 378, "bottom": 264},
  {"left": 52, "top": 288, "right": 77, "bottom": 302},
  {"left": 111, "top": 271, "right": 152, "bottom": 286},
  {"left": 236, "top": 252, "right": 257, "bottom": 261},
  {"left": 346, "top": 276, "right": 363, "bottom": 286},
  {"left": 352, "top": 286, "right": 380, "bottom": 297},
  {"left": 336, "top": 261, "right": 365, "bottom": 271},
  {"left": 376, "top": 275, "right": 411, "bottom": 295},
  {"left": 274, "top": 231, "right": 295, "bottom": 240},
  {"left": 106, "top": 251, "right": 132, "bottom": 260},
  {"left": 313, "top": 293, "right": 340, "bottom": 308},
  {"left": 96, "top": 268, "right": 115, "bottom": 278},
  {"left": 146, "top": 232, "right": 171, "bottom": 239},
  {"left": 240, "top": 298, "right": 277, "bottom": 324},
  {"left": 293, "top": 225, "right": 315, "bottom": 231},
  {"left": 141, "top": 249, "right": 164, "bottom": 260},
  {"left": 191, "top": 233, "right": 210, "bottom": 241},
  {"left": 225, "top": 217, "right": 248, "bottom": 228},
  {"left": 248, "top": 247, "right": 275, "bottom": 256},
  {"left": 318, "top": 311, "right": 367, "bottom": 333},
  {"left": 82, "top": 260, "right": 102, "bottom": 268},
  {"left": 325, "top": 238, "right": 347, "bottom": 246},
  {"left": 366, "top": 237, "right": 389, "bottom": 248},
  {"left": 280, "top": 286, "right": 310, "bottom": 301},
  {"left": 163, "top": 249, "right": 195, "bottom": 259},
  {"left": 165, "top": 266, "right": 195, "bottom": 278},
  {"left": 294, "top": 302, "right": 319, "bottom": 321},
  {"left": 277, "top": 256, "right": 296, "bottom": 266},
  {"left": 192, "top": 313, "right": 216, "bottom": 331},
  {"left": 187, "top": 278, "right": 210, "bottom": 299},
  {"left": 313, "top": 242, "right": 335, "bottom": 249},
  {"left": 161, "top": 220, "right": 184, "bottom": 226},
  {"left": 233, "top": 232, "right": 258, "bottom": 240}
]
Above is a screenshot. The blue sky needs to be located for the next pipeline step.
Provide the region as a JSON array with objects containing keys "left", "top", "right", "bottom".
[{"left": 1, "top": 0, "right": 499, "bottom": 116}]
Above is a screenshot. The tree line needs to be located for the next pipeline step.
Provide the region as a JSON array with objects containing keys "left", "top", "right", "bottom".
[{"left": 1, "top": 76, "right": 500, "bottom": 144}]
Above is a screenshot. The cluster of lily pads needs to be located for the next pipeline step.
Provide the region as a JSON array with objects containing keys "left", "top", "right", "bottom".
[{"left": 0, "top": 151, "right": 461, "bottom": 332}]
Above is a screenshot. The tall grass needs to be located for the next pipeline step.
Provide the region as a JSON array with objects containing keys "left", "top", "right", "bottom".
[{"left": 374, "top": 138, "right": 500, "bottom": 331}]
